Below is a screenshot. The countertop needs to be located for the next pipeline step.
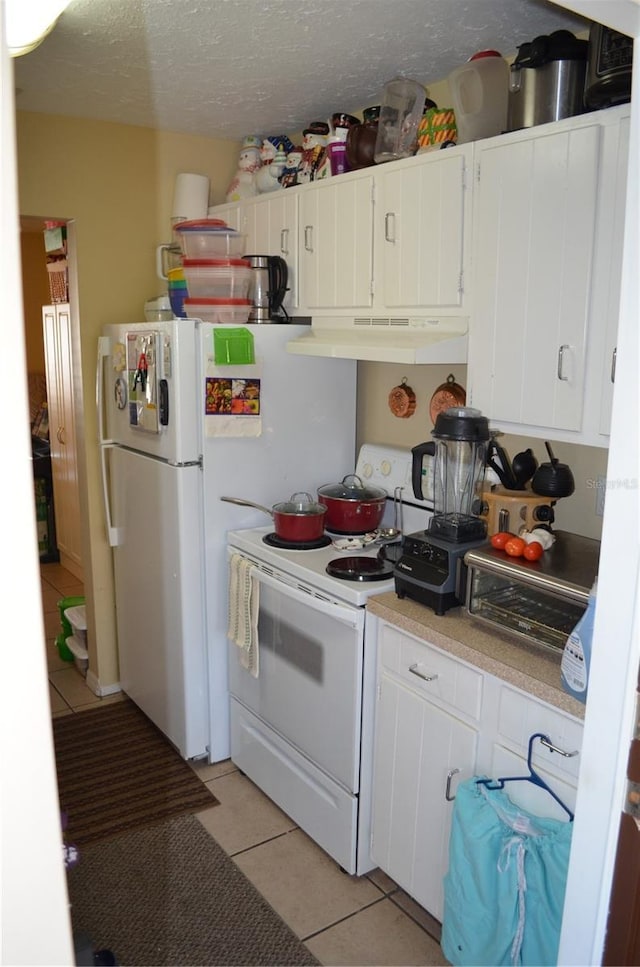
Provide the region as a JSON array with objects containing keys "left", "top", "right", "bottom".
[{"left": 367, "top": 591, "right": 585, "bottom": 720}]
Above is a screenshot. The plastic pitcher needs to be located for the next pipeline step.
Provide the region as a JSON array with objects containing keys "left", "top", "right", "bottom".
[
  {"left": 374, "top": 77, "right": 427, "bottom": 164},
  {"left": 448, "top": 50, "right": 509, "bottom": 144}
]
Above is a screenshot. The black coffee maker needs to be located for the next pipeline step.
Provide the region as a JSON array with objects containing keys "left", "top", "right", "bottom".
[{"left": 245, "top": 255, "right": 289, "bottom": 323}]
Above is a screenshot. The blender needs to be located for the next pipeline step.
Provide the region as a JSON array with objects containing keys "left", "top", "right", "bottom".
[{"left": 394, "top": 407, "right": 490, "bottom": 614}]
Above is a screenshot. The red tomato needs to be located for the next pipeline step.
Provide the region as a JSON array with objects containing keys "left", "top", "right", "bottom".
[
  {"left": 523, "top": 541, "right": 544, "bottom": 561},
  {"left": 504, "top": 537, "right": 526, "bottom": 557},
  {"left": 491, "top": 531, "right": 515, "bottom": 550}
]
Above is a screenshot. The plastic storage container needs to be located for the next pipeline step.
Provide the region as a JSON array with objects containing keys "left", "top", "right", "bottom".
[
  {"left": 66, "top": 634, "right": 89, "bottom": 677},
  {"left": 55, "top": 595, "right": 85, "bottom": 662},
  {"left": 182, "top": 258, "right": 252, "bottom": 300},
  {"left": 174, "top": 219, "right": 246, "bottom": 258},
  {"left": 184, "top": 298, "right": 252, "bottom": 324},
  {"left": 448, "top": 50, "right": 509, "bottom": 144},
  {"left": 374, "top": 77, "right": 427, "bottom": 163}
]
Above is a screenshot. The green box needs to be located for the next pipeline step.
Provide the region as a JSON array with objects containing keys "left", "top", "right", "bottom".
[{"left": 213, "top": 328, "right": 255, "bottom": 366}]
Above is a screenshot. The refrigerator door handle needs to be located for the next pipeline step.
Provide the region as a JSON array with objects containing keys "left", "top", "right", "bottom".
[
  {"left": 99, "top": 442, "right": 123, "bottom": 547},
  {"left": 96, "top": 335, "right": 114, "bottom": 446},
  {"left": 96, "top": 336, "right": 122, "bottom": 546}
]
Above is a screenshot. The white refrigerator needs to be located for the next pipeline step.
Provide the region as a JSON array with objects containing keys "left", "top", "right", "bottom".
[{"left": 97, "top": 319, "right": 356, "bottom": 762}]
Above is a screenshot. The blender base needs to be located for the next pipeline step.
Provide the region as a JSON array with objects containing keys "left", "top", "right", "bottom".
[{"left": 394, "top": 531, "right": 488, "bottom": 616}]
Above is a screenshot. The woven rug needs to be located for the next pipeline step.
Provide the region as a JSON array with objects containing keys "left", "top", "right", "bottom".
[
  {"left": 53, "top": 700, "right": 217, "bottom": 847},
  {"left": 67, "top": 813, "right": 319, "bottom": 966}
]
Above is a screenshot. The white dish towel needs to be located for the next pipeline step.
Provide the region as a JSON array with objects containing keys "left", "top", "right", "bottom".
[{"left": 227, "top": 553, "right": 260, "bottom": 678}]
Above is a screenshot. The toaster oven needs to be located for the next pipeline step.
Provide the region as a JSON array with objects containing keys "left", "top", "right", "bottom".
[{"left": 464, "top": 531, "right": 600, "bottom": 652}]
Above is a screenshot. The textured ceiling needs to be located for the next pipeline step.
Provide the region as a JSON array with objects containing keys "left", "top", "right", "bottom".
[{"left": 13, "top": 0, "right": 589, "bottom": 141}]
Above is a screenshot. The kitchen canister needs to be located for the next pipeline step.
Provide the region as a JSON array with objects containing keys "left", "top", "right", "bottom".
[
  {"left": 171, "top": 172, "right": 210, "bottom": 225},
  {"left": 448, "top": 50, "right": 509, "bottom": 143}
]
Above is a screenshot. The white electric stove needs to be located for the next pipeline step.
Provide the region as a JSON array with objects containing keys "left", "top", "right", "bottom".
[{"left": 226, "top": 444, "right": 432, "bottom": 875}]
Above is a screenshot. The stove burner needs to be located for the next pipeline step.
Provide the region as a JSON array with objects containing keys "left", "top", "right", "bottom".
[
  {"left": 262, "top": 532, "right": 332, "bottom": 551},
  {"left": 326, "top": 556, "right": 395, "bottom": 582},
  {"left": 377, "top": 541, "right": 403, "bottom": 566}
]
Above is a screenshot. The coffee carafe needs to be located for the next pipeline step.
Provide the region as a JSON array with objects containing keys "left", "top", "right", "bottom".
[
  {"left": 245, "top": 254, "right": 289, "bottom": 323},
  {"left": 395, "top": 407, "right": 490, "bottom": 614}
]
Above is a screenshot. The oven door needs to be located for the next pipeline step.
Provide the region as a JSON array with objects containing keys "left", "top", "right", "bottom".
[{"left": 228, "top": 564, "right": 365, "bottom": 792}]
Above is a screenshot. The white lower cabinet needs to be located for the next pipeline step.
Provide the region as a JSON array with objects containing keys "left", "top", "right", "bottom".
[
  {"left": 371, "top": 623, "right": 481, "bottom": 920},
  {"left": 371, "top": 619, "right": 583, "bottom": 919}
]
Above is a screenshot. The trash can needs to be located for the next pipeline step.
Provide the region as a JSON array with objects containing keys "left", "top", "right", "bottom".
[{"left": 56, "top": 596, "right": 85, "bottom": 663}]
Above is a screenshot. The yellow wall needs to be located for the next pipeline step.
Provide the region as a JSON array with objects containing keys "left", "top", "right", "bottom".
[{"left": 17, "top": 111, "right": 239, "bottom": 689}]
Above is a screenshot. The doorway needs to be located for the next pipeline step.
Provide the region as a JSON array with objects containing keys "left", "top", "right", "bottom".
[{"left": 21, "top": 215, "right": 85, "bottom": 578}]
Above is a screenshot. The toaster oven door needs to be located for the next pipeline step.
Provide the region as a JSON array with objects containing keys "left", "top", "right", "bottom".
[{"left": 466, "top": 564, "right": 587, "bottom": 652}]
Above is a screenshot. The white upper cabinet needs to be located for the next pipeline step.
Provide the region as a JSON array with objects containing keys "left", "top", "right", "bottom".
[
  {"left": 298, "top": 172, "right": 375, "bottom": 310},
  {"left": 241, "top": 192, "right": 299, "bottom": 311},
  {"left": 467, "top": 106, "right": 629, "bottom": 446},
  {"left": 373, "top": 145, "right": 471, "bottom": 313}
]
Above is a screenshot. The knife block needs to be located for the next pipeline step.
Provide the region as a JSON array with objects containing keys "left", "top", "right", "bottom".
[{"left": 480, "top": 485, "right": 556, "bottom": 536}]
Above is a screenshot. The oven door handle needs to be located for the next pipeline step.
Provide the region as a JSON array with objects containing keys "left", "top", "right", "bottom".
[{"left": 252, "top": 566, "right": 365, "bottom": 630}]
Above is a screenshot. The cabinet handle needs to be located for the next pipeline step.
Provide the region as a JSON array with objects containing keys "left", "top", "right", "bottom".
[
  {"left": 557, "top": 344, "right": 570, "bottom": 381},
  {"left": 539, "top": 735, "right": 579, "bottom": 758},
  {"left": 611, "top": 347, "right": 617, "bottom": 384},
  {"left": 445, "top": 768, "right": 460, "bottom": 801},
  {"left": 384, "top": 212, "right": 396, "bottom": 243},
  {"left": 304, "top": 225, "right": 313, "bottom": 252},
  {"left": 280, "top": 228, "right": 289, "bottom": 256},
  {"left": 409, "top": 663, "right": 438, "bottom": 682},
  {"left": 57, "top": 426, "right": 66, "bottom": 445}
]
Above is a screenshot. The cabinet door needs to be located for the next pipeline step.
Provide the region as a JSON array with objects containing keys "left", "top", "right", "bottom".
[
  {"left": 207, "top": 202, "right": 241, "bottom": 231},
  {"left": 372, "top": 672, "right": 477, "bottom": 920},
  {"left": 599, "top": 116, "right": 630, "bottom": 435},
  {"left": 298, "top": 174, "right": 374, "bottom": 309},
  {"left": 42, "top": 305, "right": 82, "bottom": 573},
  {"left": 469, "top": 123, "right": 600, "bottom": 433},
  {"left": 242, "top": 192, "right": 299, "bottom": 310},
  {"left": 376, "top": 148, "right": 469, "bottom": 310}
]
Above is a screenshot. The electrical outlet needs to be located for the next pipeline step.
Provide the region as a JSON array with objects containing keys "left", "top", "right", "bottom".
[{"left": 595, "top": 475, "right": 606, "bottom": 517}]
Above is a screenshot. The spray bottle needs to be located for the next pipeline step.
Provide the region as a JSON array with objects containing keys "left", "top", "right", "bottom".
[{"left": 561, "top": 578, "right": 597, "bottom": 704}]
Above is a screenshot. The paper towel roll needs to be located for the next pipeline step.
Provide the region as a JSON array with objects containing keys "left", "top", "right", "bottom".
[{"left": 172, "top": 173, "right": 210, "bottom": 223}]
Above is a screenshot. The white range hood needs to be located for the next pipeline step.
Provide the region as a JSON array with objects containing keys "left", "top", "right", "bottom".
[{"left": 286, "top": 315, "right": 468, "bottom": 364}]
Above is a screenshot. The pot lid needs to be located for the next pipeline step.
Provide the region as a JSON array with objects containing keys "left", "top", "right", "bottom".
[
  {"left": 318, "top": 474, "right": 386, "bottom": 501},
  {"left": 273, "top": 492, "right": 327, "bottom": 515}
]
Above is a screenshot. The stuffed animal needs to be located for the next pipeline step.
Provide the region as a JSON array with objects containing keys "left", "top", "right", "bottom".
[{"left": 226, "top": 136, "right": 263, "bottom": 202}]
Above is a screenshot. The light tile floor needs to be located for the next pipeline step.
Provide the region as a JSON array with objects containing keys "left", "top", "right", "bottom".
[{"left": 43, "top": 562, "right": 449, "bottom": 967}]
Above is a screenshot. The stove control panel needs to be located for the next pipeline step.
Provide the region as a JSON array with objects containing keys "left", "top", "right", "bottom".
[{"left": 356, "top": 443, "right": 433, "bottom": 507}]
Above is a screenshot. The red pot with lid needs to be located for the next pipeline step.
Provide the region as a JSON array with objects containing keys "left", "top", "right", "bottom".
[
  {"left": 317, "top": 474, "right": 387, "bottom": 535},
  {"left": 221, "top": 493, "right": 327, "bottom": 542}
]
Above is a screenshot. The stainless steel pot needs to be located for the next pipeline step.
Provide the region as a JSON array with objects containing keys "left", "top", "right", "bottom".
[{"left": 507, "top": 30, "right": 588, "bottom": 132}]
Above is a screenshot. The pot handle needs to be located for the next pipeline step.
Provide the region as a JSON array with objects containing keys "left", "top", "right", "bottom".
[{"left": 220, "top": 496, "right": 273, "bottom": 517}]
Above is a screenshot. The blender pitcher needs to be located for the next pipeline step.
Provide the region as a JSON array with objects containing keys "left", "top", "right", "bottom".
[
  {"left": 374, "top": 77, "right": 427, "bottom": 163},
  {"left": 413, "top": 406, "right": 490, "bottom": 541}
]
